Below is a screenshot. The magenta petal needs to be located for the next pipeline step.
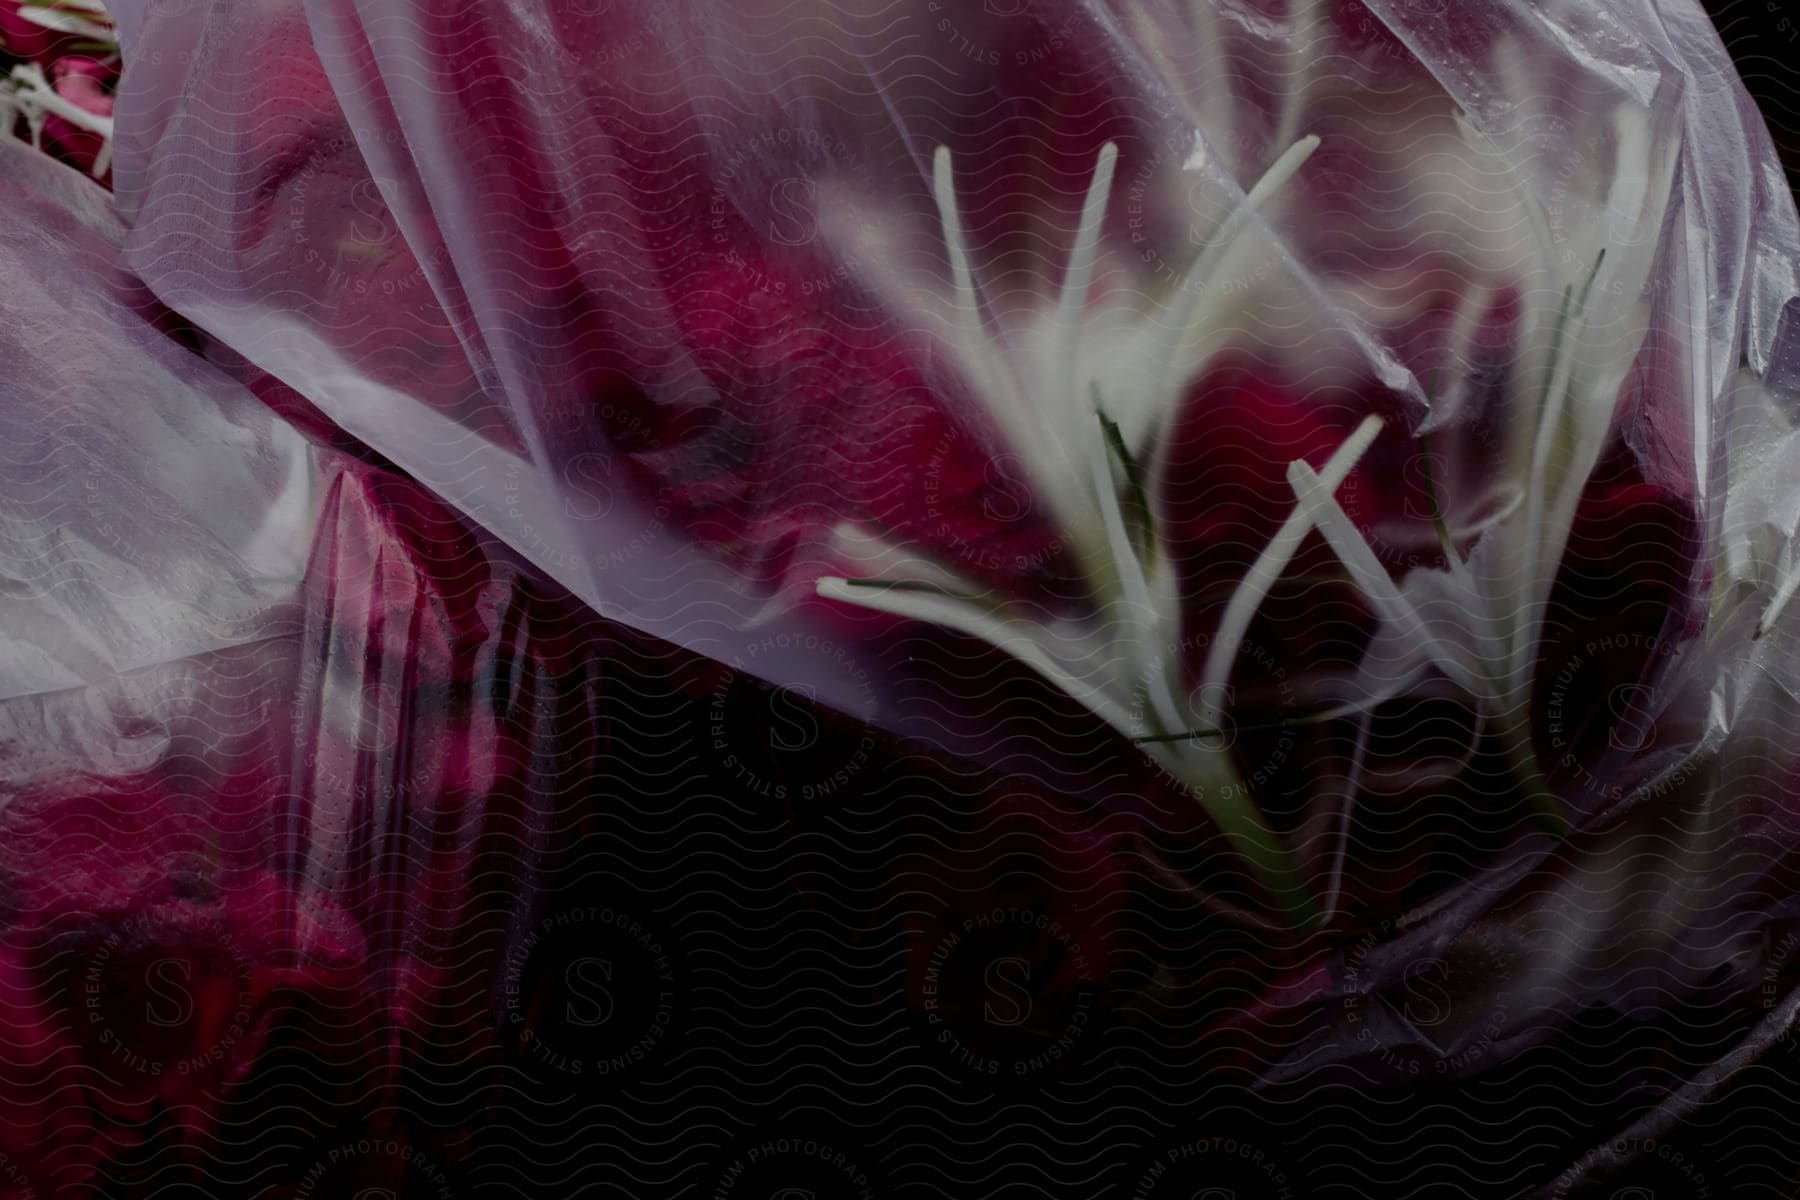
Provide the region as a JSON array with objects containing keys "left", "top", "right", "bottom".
[{"left": 0, "top": 1, "right": 80, "bottom": 68}]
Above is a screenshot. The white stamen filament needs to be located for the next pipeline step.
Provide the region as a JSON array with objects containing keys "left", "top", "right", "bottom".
[
  {"left": 1151, "top": 134, "right": 1322, "bottom": 407},
  {"left": 1086, "top": 410, "right": 1191, "bottom": 738},
  {"left": 1288, "top": 458, "right": 1481, "bottom": 696},
  {"left": 821, "top": 134, "right": 1338, "bottom": 919},
  {"left": 1057, "top": 142, "right": 1120, "bottom": 383},
  {"left": 930, "top": 145, "right": 1014, "bottom": 430},
  {"left": 807, "top": 33, "right": 1698, "bottom": 922},
  {"left": 1195, "top": 413, "right": 1384, "bottom": 730},
  {"left": 14, "top": 0, "right": 113, "bottom": 42},
  {"left": 931, "top": 145, "right": 982, "bottom": 331},
  {"left": 815, "top": 574, "right": 1138, "bottom": 734},
  {"left": 3, "top": 63, "right": 114, "bottom": 179}
]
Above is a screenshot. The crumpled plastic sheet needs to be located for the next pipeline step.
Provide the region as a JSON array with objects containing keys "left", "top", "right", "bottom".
[
  {"left": 0, "top": 132, "right": 903, "bottom": 1195},
  {"left": 0, "top": 143, "right": 1149, "bottom": 1198},
  {"left": 0, "top": 124, "right": 1143, "bottom": 1199},
  {"left": 0, "top": 132, "right": 593, "bottom": 1192},
  {"left": 5, "top": 0, "right": 1800, "bottom": 1193},
  {"left": 100, "top": 0, "right": 1800, "bottom": 715}
]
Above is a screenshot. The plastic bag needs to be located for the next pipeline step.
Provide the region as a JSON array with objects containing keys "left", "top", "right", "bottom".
[
  {"left": 99, "top": 0, "right": 1791, "bottom": 726},
  {"left": 104, "top": 0, "right": 1800, "bottom": 852},
  {"left": 0, "top": 129, "right": 1150, "bottom": 1199},
  {"left": 77, "top": 0, "right": 1800, "bottom": 1190},
  {"left": 0, "top": 132, "right": 731, "bottom": 1196}
]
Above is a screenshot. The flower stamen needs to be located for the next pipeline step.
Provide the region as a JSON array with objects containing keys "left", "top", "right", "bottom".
[{"left": 1195, "top": 413, "right": 1383, "bottom": 731}]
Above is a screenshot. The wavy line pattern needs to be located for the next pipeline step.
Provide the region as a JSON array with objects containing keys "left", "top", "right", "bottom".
[{"left": 2, "top": 0, "right": 1800, "bottom": 1197}]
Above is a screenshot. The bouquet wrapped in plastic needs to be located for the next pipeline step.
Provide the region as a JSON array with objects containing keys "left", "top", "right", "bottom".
[
  {"left": 104, "top": 0, "right": 1800, "bottom": 901},
  {"left": 6, "top": 0, "right": 1800, "bottom": 1193},
  {"left": 0, "top": 133, "right": 625, "bottom": 1192}
]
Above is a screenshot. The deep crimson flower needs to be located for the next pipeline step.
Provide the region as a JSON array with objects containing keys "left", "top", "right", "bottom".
[
  {"left": 636, "top": 254, "right": 1078, "bottom": 592},
  {"left": 41, "top": 55, "right": 113, "bottom": 180},
  {"left": 0, "top": 1, "right": 82, "bottom": 69},
  {"left": 0, "top": 799, "right": 382, "bottom": 1196},
  {"left": 0, "top": 377, "right": 629, "bottom": 1193}
]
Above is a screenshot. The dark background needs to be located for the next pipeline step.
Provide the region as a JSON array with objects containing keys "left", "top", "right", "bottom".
[{"left": 1705, "top": 0, "right": 1800, "bottom": 195}]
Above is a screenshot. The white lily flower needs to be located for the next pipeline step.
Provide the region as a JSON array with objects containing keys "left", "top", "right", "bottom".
[
  {"left": 817, "top": 132, "right": 1364, "bottom": 921},
  {"left": 817, "top": 29, "right": 1687, "bottom": 924}
]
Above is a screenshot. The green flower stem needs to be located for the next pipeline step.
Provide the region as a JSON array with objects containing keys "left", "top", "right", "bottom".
[{"left": 1140, "top": 715, "right": 1320, "bottom": 927}]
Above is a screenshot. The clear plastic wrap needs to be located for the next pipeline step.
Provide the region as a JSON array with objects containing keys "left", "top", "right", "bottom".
[
  {"left": 0, "top": 133, "right": 720, "bottom": 1196},
  {"left": 24, "top": 0, "right": 1800, "bottom": 1192},
  {"left": 101, "top": 0, "right": 1800, "bottom": 842},
  {"left": 2, "top": 125, "right": 1146, "bottom": 1198}
]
